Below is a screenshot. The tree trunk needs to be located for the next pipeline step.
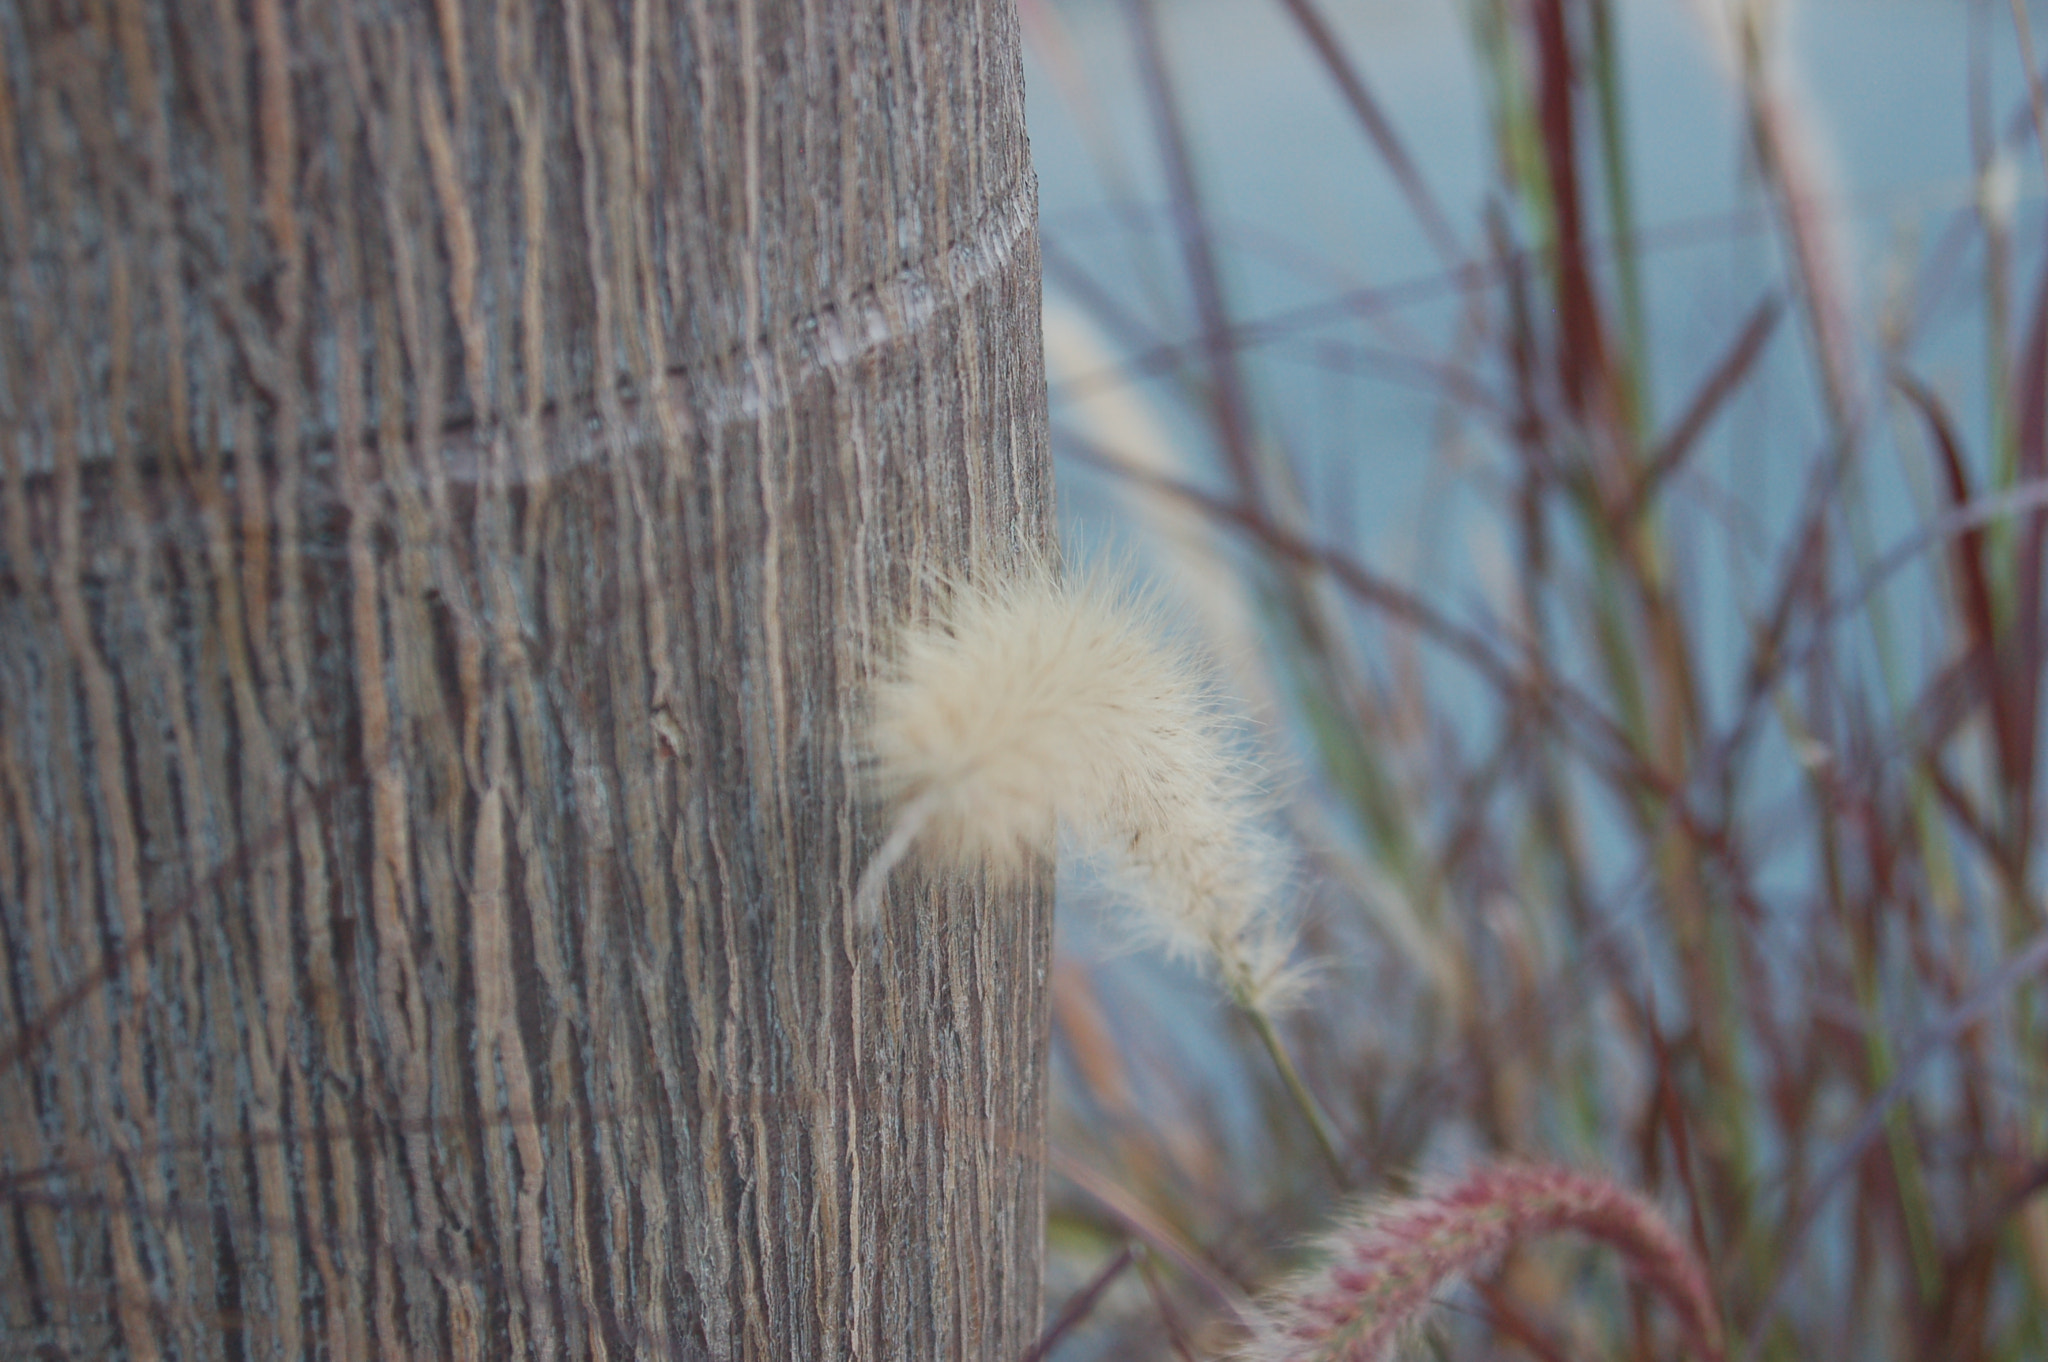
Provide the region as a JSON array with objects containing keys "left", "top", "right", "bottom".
[{"left": 0, "top": 2, "right": 1051, "bottom": 1358}]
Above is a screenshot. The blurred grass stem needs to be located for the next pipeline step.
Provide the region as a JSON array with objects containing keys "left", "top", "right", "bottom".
[{"left": 1244, "top": 1004, "right": 1347, "bottom": 1184}]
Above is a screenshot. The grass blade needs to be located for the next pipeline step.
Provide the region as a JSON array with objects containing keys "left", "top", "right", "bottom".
[
  {"left": 1272, "top": 0, "right": 1465, "bottom": 268},
  {"left": 1623, "top": 295, "right": 1783, "bottom": 518}
]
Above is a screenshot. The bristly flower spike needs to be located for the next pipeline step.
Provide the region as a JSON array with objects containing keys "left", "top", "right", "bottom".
[
  {"left": 1236, "top": 1161, "right": 1725, "bottom": 1362},
  {"left": 858, "top": 553, "right": 1304, "bottom": 1014}
]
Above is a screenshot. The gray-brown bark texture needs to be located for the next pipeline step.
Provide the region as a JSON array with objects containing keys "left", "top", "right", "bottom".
[{"left": 0, "top": 1, "right": 1052, "bottom": 1358}]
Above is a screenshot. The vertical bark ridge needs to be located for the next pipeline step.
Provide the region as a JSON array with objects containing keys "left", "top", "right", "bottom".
[{"left": 1, "top": 1, "right": 1050, "bottom": 1359}]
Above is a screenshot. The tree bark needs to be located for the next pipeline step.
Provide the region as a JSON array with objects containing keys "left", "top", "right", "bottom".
[{"left": 0, "top": 2, "right": 1051, "bottom": 1358}]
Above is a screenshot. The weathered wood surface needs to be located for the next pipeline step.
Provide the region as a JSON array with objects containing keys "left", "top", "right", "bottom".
[{"left": 0, "top": 1, "right": 1052, "bottom": 1358}]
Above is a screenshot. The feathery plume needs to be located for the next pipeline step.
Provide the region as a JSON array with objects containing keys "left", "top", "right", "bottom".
[
  {"left": 1236, "top": 1161, "right": 1724, "bottom": 1362},
  {"left": 858, "top": 554, "right": 1303, "bottom": 1012}
]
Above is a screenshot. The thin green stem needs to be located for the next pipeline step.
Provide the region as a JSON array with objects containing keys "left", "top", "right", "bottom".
[{"left": 1244, "top": 1004, "right": 1348, "bottom": 1183}]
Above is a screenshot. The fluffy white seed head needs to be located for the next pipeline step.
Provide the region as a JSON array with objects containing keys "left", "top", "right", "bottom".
[{"left": 861, "top": 555, "right": 1305, "bottom": 1011}]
